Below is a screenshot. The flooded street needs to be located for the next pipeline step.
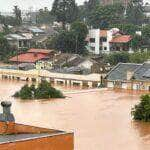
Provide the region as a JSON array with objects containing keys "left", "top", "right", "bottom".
[{"left": 0, "top": 79, "right": 150, "bottom": 150}]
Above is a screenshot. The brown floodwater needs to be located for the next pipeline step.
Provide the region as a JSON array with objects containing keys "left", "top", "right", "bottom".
[{"left": 0, "top": 79, "right": 150, "bottom": 150}]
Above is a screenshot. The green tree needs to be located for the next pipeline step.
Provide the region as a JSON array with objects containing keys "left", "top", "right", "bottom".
[
  {"left": 105, "top": 52, "right": 130, "bottom": 65},
  {"left": 13, "top": 81, "right": 64, "bottom": 100},
  {"left": 132, "top": 94, "right": 150, "bottom": 122},
  {"left": 46, "top": 21, "right": 88, "bottom": 55},
  {"left": 131, "top": 34, "right": 143, "bottom": 50},
  {"left": 126, "top": 0, "right": 145, "bottom": 25},
  {"left": 70, "top": 21, "right": 88, "bottom": 54},
  {"left": 36, "top": 7, "right": 55, "bottom": 24},
  {"left": 13, "top": 6, "right": 22, "bottom": 26},
  {"left": 129, "top": 52, "right": 150, "bottom": 63},
  {"left": 51, "top": 0, "right": 78, "bottom": 29},
  {"left": 88, "top": 3, "right": 125, "bottom": 29},
  {"left": 0, "top": 33, "right": 12, "bottom": 61},
  {"left": 142, "top": 25, "right": 150, "bottom": 48},
  {"left": 110, "top": 24, "right": 140, "bottom": 35}
]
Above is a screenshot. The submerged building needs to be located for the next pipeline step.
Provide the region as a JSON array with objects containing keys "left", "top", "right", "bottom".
[
  {"left": 0, "top": 101, "right": 73, "bottom": 150},
  {"left": 105, "top": 63, "right": 150, "bottom": 91}
]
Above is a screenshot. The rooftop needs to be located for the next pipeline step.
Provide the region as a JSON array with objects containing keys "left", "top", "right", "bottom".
[
  {"left": 28, "top": 48, "right": 54, "bottom": 54},
  {"left": 28, "top": 27, "right": 45, "bottom": 33},
  {"left": 5, "top": 34, "right": 29, "bottom": 40},
  {"left": 110, "top": 35, "right": 132, "bottom": 43},
  {"left": 0, "top": 132, "right": 66, "bottom": 144},
  {"left": 0, "top": 101, "right": 72, "bottom": 145},
  {"left": 106, "top": 63, "right": 142, "bottom": 81},
  {"left": 133, "top": 63, "right": 150, "bottom": 81},
  {"left": 9, "top": 53, "right": 48, "bottom": 63},
  {"left": 100, "top": 30, "right": 107, "bottom": 37}
]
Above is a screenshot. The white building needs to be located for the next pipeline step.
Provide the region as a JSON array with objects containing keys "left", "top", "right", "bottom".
[{"left": 87, "top": 28, "right": 133, "bottom": 55}]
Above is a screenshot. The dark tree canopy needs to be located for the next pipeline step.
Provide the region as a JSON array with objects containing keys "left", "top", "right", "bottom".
[
  {"left": 13, "top": 6, "right": 22, "bottom": 26},
  {"left": 36, "top": 7, "right": 55, "bottom": 24},
  {"left": 51, "top": 0, "right": 78, "bottom": 28},
  {"left": 46, "top": 21, "right": 88, "bottom": 55},
  {"left": 126, "top": 0, "right": 145, "bottom": 25},
  {"left": 88, "top": 3, "right": 125, "bottom": 29},
  {"left": 13, "top": 80, "right": 64, "bottom": 100},
  {"left": 0, "top": 33, "right": 14, "bottom": 61},
  {"left": 132, "top": 94, "right": 150, "bottom": 122}
]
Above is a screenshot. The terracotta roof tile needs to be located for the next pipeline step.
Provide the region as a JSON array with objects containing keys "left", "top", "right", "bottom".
[
  {"left": 28, "top": 48, "right": 54, "bottom": 54},
  {"left": 9, "top": 53, "right": 48, "bottom": 63},
  {"left": 100, "top": 30, "right": 107, "bottom": 37},
  {"left": 110, "top": 35, "right": 132, "bottom": 43}
]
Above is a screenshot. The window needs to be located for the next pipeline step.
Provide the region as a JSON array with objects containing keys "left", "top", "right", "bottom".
[
  {"left": 100, "top": 37, "right": 107, "bottom": 42},
  {"left": 104, "top": 47, "right": 107, "bottom": 50},
  {"left": 90, "top": 46, "right": 95, "bottom": 51},
  {"left": 99, "top": 46, "right": 102, "bottom": 50},
  {"left": 19, "top": 41, "right": 22, "bottom": 47},
  {"left": 90, "top": 38, "right": 95, "bottom": 43}
]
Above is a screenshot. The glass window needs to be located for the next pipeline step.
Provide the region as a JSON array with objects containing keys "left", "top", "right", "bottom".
[
  {"left": 90, "top": 38, "right": 95, "bottom": 43},
  {"left": 104, "top": 47, "right": 107, "bottom": 50}
]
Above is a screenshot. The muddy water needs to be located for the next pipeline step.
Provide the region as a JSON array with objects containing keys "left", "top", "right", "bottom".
[{"left": 0, "top": 79, "right": 150, "bottom": 150}]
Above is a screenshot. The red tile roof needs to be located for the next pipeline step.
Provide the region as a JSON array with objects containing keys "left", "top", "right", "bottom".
[
  {"left": 110, "top": 35, "right": 132, "bottom": 43},
  {"left": 9, "top": 53, "right": 48, "bottom": 63},
  {"left": 28, "top": 48, "right": 54, "bottom": 54},
  {"left": 100, "top": 30, "right": 107, "bottom": 37}
]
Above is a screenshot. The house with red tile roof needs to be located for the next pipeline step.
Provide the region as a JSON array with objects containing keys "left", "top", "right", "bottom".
[
  {"left": 9, "top": 49, "right": 56, "bottom": 64},
  {"left": 87, "top": 28, "right": 133, "bottom": 54}
]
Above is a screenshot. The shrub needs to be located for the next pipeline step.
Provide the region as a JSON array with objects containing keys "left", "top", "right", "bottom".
[
  {"left": 13, "top": 81, "right": 65, "bottom": 100},
  {"left": 131, "top": 94, "right": 150, "bottom": 122}
]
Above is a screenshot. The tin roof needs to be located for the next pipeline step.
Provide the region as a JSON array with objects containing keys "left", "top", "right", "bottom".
[{"left": 106, "top": 63, "right": 142, "bottom": 81}]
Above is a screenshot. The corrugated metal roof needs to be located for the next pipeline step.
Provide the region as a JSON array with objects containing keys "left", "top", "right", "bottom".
[{"left": 106, "top": 63, "right": 141, "bottom": 81}]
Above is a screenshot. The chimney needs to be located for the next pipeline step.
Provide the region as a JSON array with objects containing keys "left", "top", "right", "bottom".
[
  {"left": 127, "top": 71, "right": 134, "bottom": 81},
  {"left": 0, "top": 101, "right": 15, "bottom": 134},
  {"left": 0, "top": 101, "right": 15, "bottom": 122}
]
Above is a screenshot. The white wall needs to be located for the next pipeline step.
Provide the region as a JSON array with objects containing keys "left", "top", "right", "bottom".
[
  {"left": 78, "top": 60, "right": 93, "bottom": 69},
  {"left": 88, "top": 29, "right": 100, "bottom": 54}
]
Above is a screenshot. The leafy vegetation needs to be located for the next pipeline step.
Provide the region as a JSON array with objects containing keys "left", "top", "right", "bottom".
[
  {"left": 46, "top": 21, "right": 88, "bottom": 55},
  {"left": 132, "top": 94, "right": 150, "bottom": 122},
  {"left": 13, "top": 6, "right": 22, "bottom": 26},
  {"left": 36, "top": 7, "right": 55, "bottom": 24},
  {"left": 51, "top": 0, "right": 78, "bottom": 29},
  {"left": 126, "top": 0, "right": 144, "bottom": 25},
  {"left": 105, "top": 51, "right": 150, "bottom": 65},
  {"left": 13, "top": 80, "right": 65, "bottom": 100},
  {"left": 0, "top": 33, "right": 15, "bottom": 62},
  {"left": 88, "top": 3, "right": 125, "bottom": 29}
]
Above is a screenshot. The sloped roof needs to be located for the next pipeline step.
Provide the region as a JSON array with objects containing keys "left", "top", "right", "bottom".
[
  {"left": 106, "top": 63, "right": 142, "bottom": 81},
  {"left": 5, "top": 34, "right": 28, "bottom": 40},
  {"left": 28, "top": 27, "right": 45, "bottom": 33},
  {"left": 100, "top": 30, "right": 107, "bottom": 37},
  {"left": 9, "top": 53, "right": 48, "bottom": 63},
  {"left": 133, "top": 63, "right": 150, "bottom": 81},
  {"left": 28, "top": 48, "right": 54, "bottom": 54},
  {"left": 110, "top": 35, "right": 132, "bottom": 43}
]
